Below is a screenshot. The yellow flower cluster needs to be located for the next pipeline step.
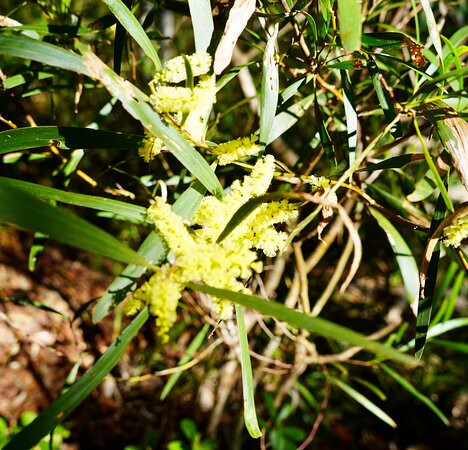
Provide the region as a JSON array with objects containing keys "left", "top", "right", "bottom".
[
  {"left": 307, "top": 174, "right": 337, "bottom": 204},
  {"left": 150, "top": 75, "right": 216, "bottom": 114},
  {"left": 153, "top": 52, "right": 212, "bottom": 84},
  {"left": 129, "top": 156, "right": 298, "bottom": 339},
  {"left": 138, "top": 131, "right": 163, "bottom": 162},
  {"left": 213, "top": 135, "right": 262, "bottom": 165},
  {"left": 443, "top": 215, "right": 468, "bottom": 248}
]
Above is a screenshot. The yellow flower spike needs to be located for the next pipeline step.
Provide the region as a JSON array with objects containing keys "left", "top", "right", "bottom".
[
  {"left": 138, "top": 131, "right": 163, "bottom": 162},
  {"left": 214, "top": 135, "right": 262, "bottom": 165},
  {"left": 154, "top": 52, "right": 212, "bottom": 84},
  {"left": 148, "top": 198, "right": 196, "bottom": 256},
  {"left": 443, "top": 215, "right": 468, "bottom": 248}
]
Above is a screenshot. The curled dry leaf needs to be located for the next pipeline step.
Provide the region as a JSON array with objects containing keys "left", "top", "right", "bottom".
[
  {"left": 437, "top": 117, "right": 468, "bottom": 191},
  {"left": 213, "top": 0, "right": 256, "bottom": 75}
]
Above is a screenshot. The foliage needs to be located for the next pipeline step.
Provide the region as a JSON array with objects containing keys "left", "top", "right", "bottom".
[{"left": 0, "top": 0, "right": 466, "bottom": 448}]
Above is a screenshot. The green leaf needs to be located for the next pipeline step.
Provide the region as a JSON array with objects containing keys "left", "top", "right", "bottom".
[
  {"left": 341, "top": 70, "right": 357, "bottom": 166},
  {"left": 362, "top": 32, "right": 405, "bottom": 48},
  {"left": 337, "top": 0, "right": 362, "bottom": 52},
  {"left": 0, "top": 182, "right": 147, "bottom": 266},
  {"left": 0, "top": 34, "right": 90, "bottom": 76},
  {"left": 0, "top": 126, "right": 142, "bottom": 154},
  {"left": 2, "top": 70, "right": 55, "bottom": 90},
  {"left": 267, "top": 94, "right": 314, "bottom": 144},
  {"left": 3, "top": 308, "right": 149, "bottom": 450},
  {"left": 381, "top": 364, "right": 449, "bottom": 425},
  {"left": 420, "top": 0, "right": 443, "bottom": 66},
  {"left": 330, "top": 377, "right": 397, "bottom": 428},
  {"left": 160, "top": 323, "right": 211, "bottom": 400},
  {"left": 415, "top": 189, "right": 446, "bottom": 359},
  {"left": 236, "top": 305, "right": 262, "bottom": 438},
  {"left": 400, "top": 318, "right": 468, "bottom": 352},
  {"left": 369, "top": 208, "right": 419, "bottom": 313},
  {"left": 260, "top": 24, "right": 279, "bottom": 146},
  {"left": 103, "top": 0, "right": 162, "bottom": 70},
  {"left": 188, "top": 0, "right": 214, "bottom": 53},
  {"left": 359, "top": 154, "right": 423, "bottom": 173},
  {"left": 187, "top": 283, "right": 415, "bottom": 364},
  {"left": 368, "top": 58, "right": 402, "bottom": 138},
  {"left": 0, "top": 177, "right": 148, "bottom": 223}
]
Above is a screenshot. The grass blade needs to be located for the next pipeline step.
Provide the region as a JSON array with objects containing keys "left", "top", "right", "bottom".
[
  {"left": 369, "top": 208, "right": 419, "bottom": 314},
  {"left": 0, "top": 182, "right": 147, "bottom": 266},
  {"left": 259, "top": 24, "right": 279, "bottom": 146},
  {"left": 160, "top": 323, "right": 211, "bottom": 400},
  {"left": 188, "top": 0, "right": 214, "bottom": 53},
  {"left": 236, "top": 304, "right": 262, "bottom": 438},
  {"left": 0, "top": 34, "right": 90, "bottom": 76},
  {"left": 337, "top": 0, "right": 362, "bottom": 52},
  {"left": 187, "top": 283, "right": 416, "bottom": 364},
  {"left": 3, "top": 308, "right": 149, "bottom": 450},
  {"left": 381, "top": 364, "right": 449, "bottom": 425},
  {"left": 103, "top": 0, "right": 162, "bottom": 70},
  {"left": 330, "top": 377, "right": 397, "bottom": 428}
]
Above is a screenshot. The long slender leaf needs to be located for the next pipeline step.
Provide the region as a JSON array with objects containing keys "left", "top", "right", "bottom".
[
  {"left": 103, "top": 0, "right": 162, "bottom": 70},
  {"left": 4, "top": 308, "right": 149, "bottom": 450},
  {"left": 337, "top": 0, "right": 362, "bottom": 51},
  {"left": 369, "top": 208, "right": 419, "bottom": 314},
  {"left": 0, "top": 183, "right": 147, "bottom": 266},
  {"left": 259, "top": 24, "right": 279, "bottom": 146},
  {"left": 0, "top": 126, "right": 142, "bottom": 154},
  {"left": 400, "top": 318, "right": 468, "bottom": 352},
  {"left": 187, "top": 283, "right": 415, "bottom": 364},
  {"left": 415, "top": 189, "right": 446, "bottom": 358},
  {"left": 236, "top": 304, "right": 262, "bottom": 438},
  {"left": 381, "top": 364, "right": 449, "bottom": 425},
  {"left": 359, "top": 154, "right": 424, "bottom": 172},
  {"left": 188, "top": 0, "right": 214, "bottom": 53},
  {"left": 330, "top": 377, "right": 397, "bottom": 428},
  {"left": 0, "top": 34, "right": 90, "bottom": 76},
  {"left": 0, "top": 177, "right": 148, "bottom": 223}
]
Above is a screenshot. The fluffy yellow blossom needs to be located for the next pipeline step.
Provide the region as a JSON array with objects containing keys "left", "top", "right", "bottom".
[
  {"left": 154, "top": 52, "right": 212, "bottom": 84},
  {"left": 214, "top": 135, "right": 262, "bottom": 165},
  {"left": 131, "top": 156, "right": 298, "bottom": 338},
  {"left": 150, "top": 75, "right": 216, "bottom": 114},
  {"left": 307, "top": 174, "right": 338, "bottom": 204},
  {"left": 138, "top": 131, "right": 163, "bottom": 162},
  {"left": 443, "top": 215, "right": 468, "bottom": 248}
]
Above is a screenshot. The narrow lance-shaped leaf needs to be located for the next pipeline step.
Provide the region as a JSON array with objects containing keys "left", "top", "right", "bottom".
[
  {"left": 369, "top": 208, "right": 419, "bottom": 314},
  {"left": 4, "top": 309, "right": 149, "bottom": 450},
  {"left": 188, "top": 0, "right": 214, "bottom": 53},
  {"left": 0, "top": 183, "right": 147, "bottom": 266},
  {"left": 380, "top": 364, "right": 449, "bottom": 425},
  {"left": 187, "top": 283, "right": 416, "bottom": 364},
  {"left": 236, "top": 305, "right": 262, "bottom": 438},
  {"left": 0, "top": 176, "right": 148, "bottom": 223},
  {"left": 337, "top": 0, "right": 362, "bottom": 52},
  {"left": 259, "top": 23, "right": 279, "bottom": 146},
  {"left": 0, "top": 126, "right": 143, "bottom": 154},
  {"left": 420, "top": 0, "right": 444, "bottom": 66},
  {"left": 330, "top": 377, "right": 397, "bottom": 428},
  {"left": 103, "top": 0, "right": 162, "bottom": 70},
  {"left": 0, "top": 34, "right": 90, "bottom": 76},
  {"left": 415, "top": 188, "right": 446, "bottom": 359}
]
